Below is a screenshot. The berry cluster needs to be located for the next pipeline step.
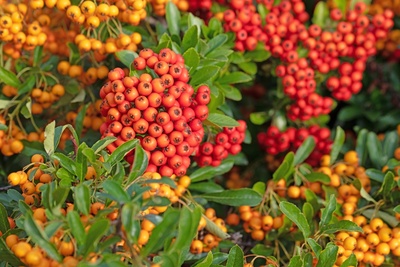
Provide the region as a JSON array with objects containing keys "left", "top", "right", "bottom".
[
  {"left": 257, "top": 125, "right": 332, "bottom": 166},
  {"left": 334, "top": 217, "right": 400, "bottom": 266},
  {"left": 195, "top": 120, "right": 247, "bottom": 167},
  {"left": 190, "top": 208, "right": 227, "bottom": 254},
  {"left": 220, "top": 1, "right": 394, "bottom": 121},
  {"left": 99, "top": 48, "right": 210, "bottom": 177},
  {"left": 187, "top": 0, "right": 212, "bottom": 21},
  {"left": 150, "top": 0, "right": 189, "bottom": 16},
  {"left": 226, "top": 206, "right": 284, "bottom": 242}
]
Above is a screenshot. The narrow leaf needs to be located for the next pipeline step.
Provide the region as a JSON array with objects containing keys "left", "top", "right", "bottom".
[
  {"left": 279, "top": 201, "right": 311, "bottom": 238},
  {"left": 330, "top": 126, "right": 344, "bottom": 165},
  {"left": 201, "top": 188, "right": 262, "bottom": 207},
  {"left": 74, "top": 184, "right": 90, "bottom": 215},
  {"left": 293, "top": 137, "right": 316, "bottom": 165}
]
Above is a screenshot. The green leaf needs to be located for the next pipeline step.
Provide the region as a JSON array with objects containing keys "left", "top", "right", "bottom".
[
  {"left": 205, "top": 34, "right": 229, "bottom": 55},
  {"left": 103, "top": 180, "right": 131, "bottom": 203},
  {"left": 383, "top": 131, "right": 398, "bottom": 159},
  {"left": 218, "top": 72, "right": 252, "bottom": 85},
  {"left": 20, "top": 98, "right": 32, "bottom": 119},
  {"left": 378, "top": 171, "right": 395, "bottom": 199},
  {"left": 67, "top": 210, "right": 86, "bottom": 246},
  {"left": 33, "top": 46, "right": 43, "bottom": 66},
  {"left": 365, "top": 168, "right": 385, "bottom": 182},
  {"left": 79, "top": 219, "right": 110, "bottom": 257},
  {"left": 76, "top": 143, "right": 88, "bottom": 183},
  {"left": 273, "top": 152, "right": 295, "bottom": 181},
  {"left": 333, "top": 0, "right": 347, "bottom": 14},
  {"left": 75, "top": 104, "right": 89, "bottom": 138},
  {"left": 303, "top": 202, "right": 314, "bottom": 224},
  {"left": 321, "top": 220, "right": 363, "bottom": 234},
  {"left": 183, "top": 48, "right": 200, "bottom": 75},
  {"left": 168, "top": 206, "right": 201, "bottom": 253},
  {"left": 250, "top": 111, "right": 269, "bottom": 125},
  {"left": 166, "top": 2, "right": 181, "bottom": 36},
  {"left": 68, "top": 42, "right": 80, "bottom": 65},
  {"left": 316, "top": 243, "right": 338, "bottom": 267},
  {"left": 121, "top": 202, "right": 140, "bottom": 244},
  {"left": 182, "top": 26, "right": 199, "bottom": 53},
  {"left": 244, "top": 49, "right": 271, "bottom": 62},
  {"left": 252, "top": 181, "right": 266, "bottom": 195},
  {"left": 226, "top": 245, "right": 244, "bottom": 267},
  {"left": 238, "top": 62, "right": 257, "bottom": 75},
  {"left": 24, "top": 213, "right": 63, "bottom": 262},
  {"left": 115, "top": 50, "right": 138, "bottom": 69},
  {"left": 293, "top": 136, "right": 316, "bottom": 165},
  {"left": 0, "top": 66, "right": 21, "bottom": 87},
  {"left": 312, "top": 2, "right": 329, "bottom": 27},
  {"left": 356, "top": 129, "right": 368, "bottom": 166},
  {"left": 194, "top": 251, "right": 213, "bottom": 267},
  {"left": 330, "top": 126, "right": 344, "bottom": 165},
  {"left": 44, "top": 121, "right": 56, "bottom": 156},
  {"left": 320, "top": 194, "right": 337, "bottom": 227},
  {"left": 201, "top": 188, "right": 262, "bottom": 207},
  {"left": 367, "top": 132, "right": 385, "bottom": 169},
  {"left": 127, "top": 143, "right": 148, "bottom": 183},
  {"left": 0, "top": 203, "right": 10, "bottom": 234},
  {"left": 306, "top": 238, "right": 322, "bottom": 258},
  {"left": 92, "top": 136, "right": 117, "bottom": 154},
  {"left": 106, "top": 139, "right": 138, "bottom": 166},
  {"left": 279, "top": 201, "right": 311, "bottom": 238},
  {"left": 217, "top": 84, "right": 242, "bottom": 101},
  {"left": 189, "top": 181, "right": 224, "bottom": 193},
  {"left": 51, "top": 187, "right": 70, "bottom": 210},
  {"left": 190, "top": 66, "right": 220, "bottom": 86},
  {"left": 304, "top": 172, "right": 330, "bottom": 184},
  {"left": 74, "top": 184, "right": 90, "bottom": 215},
  {"left": 204, "top": 216, "right": 230, "bottom": 240},
  {"left": 288, "top": 256, "right": 302, "bottom": 267},
  {"left": 141, "top": 209, "right": 180, "bottom": 256},
  {"left": 305, "top": 189, "right": 319, "bottom": 216},
  {"left": 18, "top": 75, "right": 35, "bottom": 95},
  {"left": 191, "top": 159, "right": 234, "bottom": 182},
  {"left": 53, "top": 152, "right": 76, "bottom": 175},
  {"left": 206, "top": 113, "right": 239, "bottom": 127},
  {"left": 340, "top": 253, "right": 358, "bottom": 267}
]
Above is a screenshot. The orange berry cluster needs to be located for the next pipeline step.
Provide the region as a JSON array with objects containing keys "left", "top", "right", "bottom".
[
  {"left": 225, "top": 166, "right": 251, "bottom": 189},
  {"left": 190, "top": 208, "right": 226, "bottom": 254},
  {"left": 150, "top": 0, "right": 189, "bottom": 16},
  {"left": 227, "top": 206, "right": 284, "bottom": 242},
  {"left": 141, "top": 172, "right": 191, "bottom": 215},
  {"left": 334, "top": 217, "right": 400, "bottom": 266},
  {"left": 0, "top": 3, "right": 47, "bottom": 55},
  {"left": 66, "top": 100, "right": 106, "bottom": 133}
]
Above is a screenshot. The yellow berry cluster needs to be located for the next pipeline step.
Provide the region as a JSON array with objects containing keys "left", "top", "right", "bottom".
[
  {"left": 141, "top": 172, "right": 191, "bottom": 215},
  {"left": 334, "top": 217, "right": 400, "bottom": 267}
]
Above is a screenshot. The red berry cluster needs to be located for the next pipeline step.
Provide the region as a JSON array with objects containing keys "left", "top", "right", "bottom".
[
  {"left": 187, "top": 0, "right": 213, "bottom": 21},
  {"left": 99, "top": 48, "right": 211, "bottom": 177},
  {"left": 195, "top": 120, "right": 247, "bottom": 167},
  {"left": 257, "top": 125, "right": 332, "bottom": 166},
  {"left": 320, "top": 5, "right": 394, "bottom": 101},
  {"left": 220, "top": 1, "right": 393, "bottom": 121}
]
